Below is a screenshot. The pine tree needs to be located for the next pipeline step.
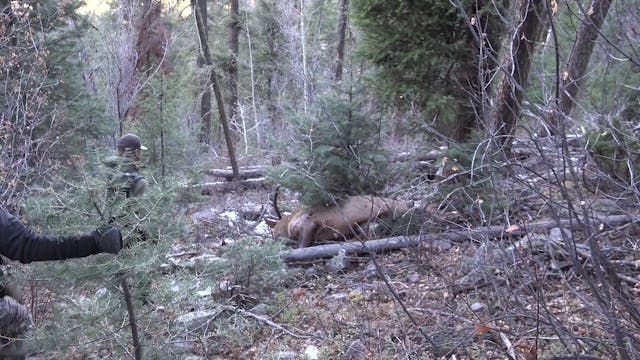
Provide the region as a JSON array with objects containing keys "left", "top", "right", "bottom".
[
  {"left": 0, "top": 0, "right": 110, "bottom": 208},
  {"left": 270, "top": 86, "right": 390, "bottom": 207},
  {"left": 351, "top": 0, "right": 499, "bottom": 142}
]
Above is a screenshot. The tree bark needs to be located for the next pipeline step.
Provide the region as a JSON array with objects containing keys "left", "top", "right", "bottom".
[
  {"left": 491, "top": 0, "right": 548, "bottom": 152},
  {"left": 229, "top": 0, "right": 240, "bottom": 139},
  {"left": 557, "top": 0, "right": 613, "bottom": 117},
  {"left": 196, "top": 0, "right": 212, "bottom": 146},
  {"left": 299, "top": 0, "right": 308, "bottom": 114},
  {"left": 333, "top": 0, "right": 349, "bottom": 83},
  {"left": 192, "top": 0, "right": 240, "bottom": 179}
]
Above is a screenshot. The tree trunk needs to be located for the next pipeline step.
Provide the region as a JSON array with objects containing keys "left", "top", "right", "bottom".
[
  {"left": 244, "top": 5, "right": 260, "bottom": 147},
  {"left": 299, "top": 0, "right": 308, "bottom": 114},
  {"left": 192, "top": 0, "right": 240, "bottom": 179},
  {"left": 229, "top": 0, "right": 240, "bottom": 140},
  {"left": 333, "top": 0, "right": 349, "bottom": 83},
  {"left": 557, "top": 0, "right": 613, "bottom": 117},
  {"left": 196, "top": 0, "right": 212, "bottom": 146},
  {"left": 491, "top": 0, "right": 548, "bottom": 152}
]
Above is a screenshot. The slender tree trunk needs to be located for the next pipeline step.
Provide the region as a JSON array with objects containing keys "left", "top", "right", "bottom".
[
  {"left": 160, "top": 75, "right": 166, "bottom": 178},
  {"left": 142, "top": 0, "right": 151, "bottom": 15},
  {"left": 229, "top": 0, "right": 240, "bottom": 139},
  {"left": 244, "top": 3, "right": 260, "bottom": 147},
  {"left": 557, "top": 0, "right": 613, "bottom": 117},
  {"left": 261, "top": 2, "right": 280, "bottom": 129},
  {"left": 333, "top": 0, "right": 349, "bottom": 84},
  {"left": 300, "top": 0, "right": 308, "bottom": 114},
  {"left": 121, "top": 276, "right": 142, "bottom": 360},
  {"left": 196, "top": 0, "right": 212, "bottom": 146},
  {"left": 491, "top": 0, "right": 548, "bottom": 152},
  {"left": 192, "top": 0, "right": 240, "bottom": 179}
]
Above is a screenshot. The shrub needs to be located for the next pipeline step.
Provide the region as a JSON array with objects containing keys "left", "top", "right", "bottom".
[{"left": 269, "top": 89, "right": 391, "bottom": 207}]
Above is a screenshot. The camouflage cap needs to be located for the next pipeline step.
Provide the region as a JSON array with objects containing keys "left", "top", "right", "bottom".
[{"left": 117, "top": 134, "right": 147, "bottom": 151}]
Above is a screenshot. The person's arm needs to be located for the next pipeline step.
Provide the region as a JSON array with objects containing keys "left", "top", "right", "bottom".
[{"left": 0, "top": 208, "right": 121, "bottom": 263}]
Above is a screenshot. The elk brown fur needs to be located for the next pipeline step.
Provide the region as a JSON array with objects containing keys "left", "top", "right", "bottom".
[{"left": 266, "top": 195, "right": 411, "bottom": 248}]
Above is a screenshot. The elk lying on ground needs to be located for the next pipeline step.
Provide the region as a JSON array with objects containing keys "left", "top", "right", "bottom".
[{"left": 266, "top": 194, "right": 413, "bottom": 248}]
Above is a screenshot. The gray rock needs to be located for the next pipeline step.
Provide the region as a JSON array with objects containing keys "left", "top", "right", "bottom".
[
  {"left": 363, "top": 260, "right": 378, "bottom": 278},
  {"left": 343, "top": 339, "right": 367, "bottom": 360},
  {"left": 326, "top": 249, "right": 349, "bottom": 273},
  {"left": 549, "top": 227, "right": 571, "bottom": 241},
  {"left": 277, "top": 351, "right": 297, "bottom": 360},
  {"left": 326, "top": 292, "right": 349, "bottom": 302},
  {"left": 174, "top": 307, "right": 223, "bottom": 332}
]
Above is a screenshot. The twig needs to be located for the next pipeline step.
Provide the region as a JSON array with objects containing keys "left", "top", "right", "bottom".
[
  {"left": 219, "top": 305, "right": 312, "bottom": 339},
  {"left": 547, "top": 355, "right": 606, "bottom": 360},
  {"left": 617, "top": 274, "right": 640, "bottom": 286},
  {"left": 367, "top": 249, "right": 443, "bottom": 356}
]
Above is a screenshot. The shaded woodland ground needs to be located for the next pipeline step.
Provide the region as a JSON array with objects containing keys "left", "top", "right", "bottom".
[
  {"left": 17, "top": 133, "right": 639, "bottom": 360},
  {"left": 2, "top": 0, "right": 639, "bottom": 358}
]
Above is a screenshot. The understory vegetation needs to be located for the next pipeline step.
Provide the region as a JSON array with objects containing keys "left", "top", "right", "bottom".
[{"left": 1, "top": 0, "right": 639, "bottom": 359}]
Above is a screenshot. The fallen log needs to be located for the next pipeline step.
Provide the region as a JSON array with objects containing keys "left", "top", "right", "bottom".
[
  {"left": 193, "top": 178, "right": 267, "bottom": 194},
  {"left": 280, "top": 235, "right": 447, "bottom": 262},
  {"left": 280, "top": 214, "right": 637, "bottom": 262},
  {"left": 207, "top": 167, "right": 266, "bottom": 180}
]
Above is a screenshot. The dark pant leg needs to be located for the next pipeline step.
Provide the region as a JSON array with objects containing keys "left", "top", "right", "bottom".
[{"left": 0, "top": 296, "right": 32, "bottom": 360}]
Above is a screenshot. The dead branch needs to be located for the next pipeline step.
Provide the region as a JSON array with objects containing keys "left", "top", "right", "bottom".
[
  {"left": 219, "top": 305, "right": 311, "bottom": 339},
  {"left": 191, "top": 178, "right": 267, "bottom": 194},
  {"left": 207, "top": 167, "right": 266, "bottom": 180}
]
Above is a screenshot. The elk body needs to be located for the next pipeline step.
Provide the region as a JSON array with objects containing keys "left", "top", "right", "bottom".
[{"left": 266, "top": 195, "right": 411, "bottom": 248}]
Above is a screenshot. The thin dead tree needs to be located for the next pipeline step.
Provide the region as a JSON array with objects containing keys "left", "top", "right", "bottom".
[
  {"left": 196, "top": 0, "right": 212, "bottom": 146},
  {"left": 229, "top": 0, "right": 240, "bottom": 140},
  {"left": 192, "top": 0, "right": 240, "bottom": 179},
  {"left": 243, "top": 1, "right": 260, "bottom": 148},
  {"left": 333, "top": 0, "right": 349, "bottom": 84},
  {"left": 299, "top": 0, "right": 308, "bottom": 114}
]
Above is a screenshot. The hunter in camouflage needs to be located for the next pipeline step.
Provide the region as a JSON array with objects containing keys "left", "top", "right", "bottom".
[{"left": 103, "top": 133, "right": 149, "bottom": 198}]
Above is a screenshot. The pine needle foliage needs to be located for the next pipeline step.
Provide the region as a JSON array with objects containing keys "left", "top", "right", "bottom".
[
  {"left": 351, "top": 0, "right": 501, "bottom": 140},
  {"left": 586, "top": 117, "right": 640, "bottom": 186},
  {"left": 269, "top": 89, "right": 390, "bottom": 207},
  {"left": 21, "top": 156, "right": 187, "bottom": 356},
  {"left": 221, "top": 238, "right": 287, "bottom": 293},
  {"left": 0, "top": 0, "right": 110, "bottom": 209}
]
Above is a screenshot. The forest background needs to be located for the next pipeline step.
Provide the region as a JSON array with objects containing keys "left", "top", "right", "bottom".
[{"left": 1, "top": 0, "right": 640, "bottom": 359}]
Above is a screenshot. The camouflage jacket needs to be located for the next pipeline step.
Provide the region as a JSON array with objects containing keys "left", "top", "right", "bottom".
[{"left": 103, "top": 155, "right": 146, "bottom": 198}]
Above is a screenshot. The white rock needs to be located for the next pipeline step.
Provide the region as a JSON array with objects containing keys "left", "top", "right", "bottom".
[
  {"left": 470, "top": 302, "right": 486, "bottom": 312},
  {"left": 304, "top": 345, "right": 319, "bottom": 360},
  {"left": 174, "top": 307, "right": 222, "bottom": 332},
  {"left": 196, "top": 286, "right": 212, "bottom": 297}
]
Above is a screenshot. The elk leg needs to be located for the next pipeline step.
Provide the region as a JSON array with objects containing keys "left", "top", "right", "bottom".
[{"left": 299, "top": 223, "right": 318, "bottom": 248}]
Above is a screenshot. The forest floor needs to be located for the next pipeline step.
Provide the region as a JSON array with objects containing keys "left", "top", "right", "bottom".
[
  {"left": 170, "top": 138, "right": 640, "bottom": 360},
  {"left": 21, "top": 137, "right": 640, "bottom": 360}
]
